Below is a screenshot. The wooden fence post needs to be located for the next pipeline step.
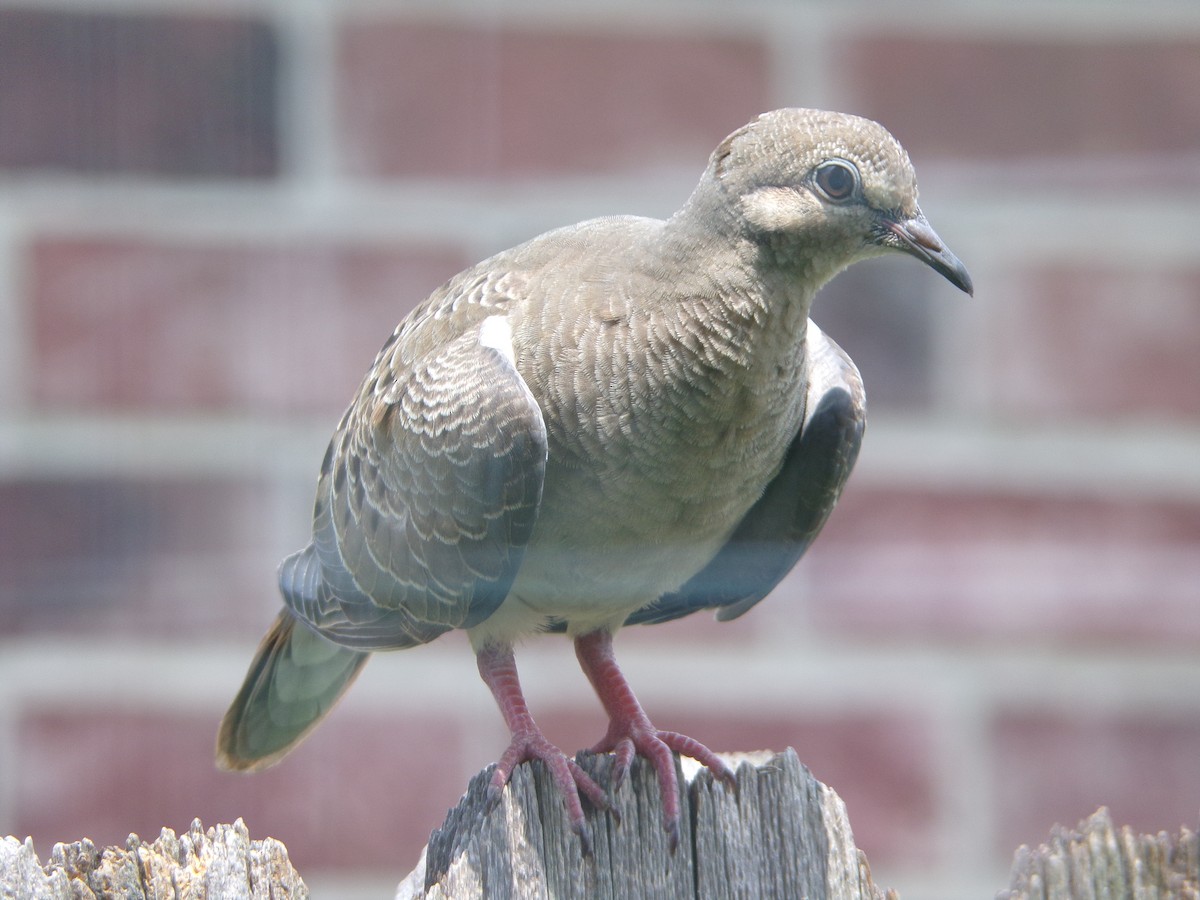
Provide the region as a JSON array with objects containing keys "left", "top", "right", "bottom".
[
  {"left": 0, "top": 818, "right": 307, "bottom": 899},
  {"left": 5, "top": 753, "right": 1195, "bottom": 898},
  {"left": 1000, "top": 807, "right": 1198, "bottom": 900},
  {"left": 397, "top": 748, "right": 894, "bottom": 900}
]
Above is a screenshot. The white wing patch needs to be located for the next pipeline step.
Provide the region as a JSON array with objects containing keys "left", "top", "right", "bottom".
[{"left": 478, "top": 315, "right": 516, "bottom": 366}]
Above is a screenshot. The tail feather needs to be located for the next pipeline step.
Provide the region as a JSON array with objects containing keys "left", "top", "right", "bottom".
[{"left": 216, "top": 611, "right": 369, "bottom": 772}]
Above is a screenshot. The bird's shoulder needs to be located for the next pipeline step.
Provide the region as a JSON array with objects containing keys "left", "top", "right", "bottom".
[{"left": 399, "top": 215, "right": 664, "bottom": 336}]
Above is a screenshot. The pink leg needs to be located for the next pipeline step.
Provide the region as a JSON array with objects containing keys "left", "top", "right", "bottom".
[
  {"left": 574, "top": 629, "right": 734, "bottom": 850},
  {"left": 476, "top": 643, "right": 610, "bottom": 853}
]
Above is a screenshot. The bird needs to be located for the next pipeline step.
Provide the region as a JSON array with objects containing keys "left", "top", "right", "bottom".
[{"left": 216, "top": 107, "right": 972, "bottom": 852}]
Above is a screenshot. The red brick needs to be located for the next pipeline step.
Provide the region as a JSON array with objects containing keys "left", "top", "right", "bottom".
[
  {"left": 993, "top": 710, "right": 1200, "bottom": 856},
  {"left": 0, "top": 10, "right": 277, "bottom": 176},
  {"left": 533, "top": 705, "right": 937, "bottom": 866},
  {"left": 839, "top": 37, "right": 1200, "bottom": 161},
  {"left": 0, "top": 476, "right": 287, "bottom": 637},
  {"left": 337, "top": 21, "right": 769, "bottom": 177},
  {"left": 30, "top": 239, "right": 469, "bottom": 412},
  {"left": 805, "top": 488, "right": 1200, "bottom": 647},
  {"left": 13, "top": 708, "right": 466, "bottom": 872},
  {"left": 991, "top": 266, "right": 1200, "bottom": 421}
]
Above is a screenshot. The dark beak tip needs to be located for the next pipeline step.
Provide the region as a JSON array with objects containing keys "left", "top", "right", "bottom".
[
  {"left": 888, "top": 215, "right": 973, "bottom": 297},
  {"left": 948, "top": 262, "right": 974, "bottom": 297}
]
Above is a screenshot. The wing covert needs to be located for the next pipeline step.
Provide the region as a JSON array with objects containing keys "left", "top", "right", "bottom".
[{"left": 287, "top": 314, "right": 548, "bottom": 649}]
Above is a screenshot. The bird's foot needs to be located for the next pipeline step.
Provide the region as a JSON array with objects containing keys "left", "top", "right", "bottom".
[
  {"left": 477, "top": 643, "right": 615, "bottom": 853},
  {"left": 574, "top": 629, "right": 736, "bottom": 852},
  {"left": 488, "top": 728, "right": 611, "bottom": 854},
  {"left": 591, "top": 719, "right": 734, "bottom": 852}
]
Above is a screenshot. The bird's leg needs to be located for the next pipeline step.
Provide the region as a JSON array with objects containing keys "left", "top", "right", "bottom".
[
  {"left": 476, "top": 642, "right": 610, "bottom": 852},
  {"left": 574, "top": 628, "right": 734, "bottom": 850}
]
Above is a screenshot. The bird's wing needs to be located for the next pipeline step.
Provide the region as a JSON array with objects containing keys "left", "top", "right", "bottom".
[
  {"left": 284, "top": 310, "right": 549, "bottom": 650},
  {"left": 625, "top": 321, "right": 865, "bottom": 626}
]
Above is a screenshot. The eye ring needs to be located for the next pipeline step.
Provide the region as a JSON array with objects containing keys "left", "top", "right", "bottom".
[{"left": 813, "top": 159, "right": 860, "bottom": 203}]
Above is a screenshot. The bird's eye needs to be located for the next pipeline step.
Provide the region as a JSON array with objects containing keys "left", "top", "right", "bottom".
[{"left": 813, "top": 160, "right": 859, "bottom": 202}]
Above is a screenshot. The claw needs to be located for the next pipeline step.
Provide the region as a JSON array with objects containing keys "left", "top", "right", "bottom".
[
  {"left": 485, "top": 778, "right": 504, "bottom": 813},
  {"left": 665, "top": 817, "right": 680, "bottom": 855},
  {"left": 575, "top": 819, "right": 594, "bottom": 857},
  {"left": 609, "top": 738, "right": 636, "bottom": 790}
]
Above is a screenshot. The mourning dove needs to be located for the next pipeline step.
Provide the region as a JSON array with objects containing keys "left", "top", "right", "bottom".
[{"left": 217, "top": 108, "right": 972, "bottom": 851}]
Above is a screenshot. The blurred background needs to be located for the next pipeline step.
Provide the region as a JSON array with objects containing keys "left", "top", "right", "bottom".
[{"left": 1, "top": 1, "right": 1198, "bottom": 897}]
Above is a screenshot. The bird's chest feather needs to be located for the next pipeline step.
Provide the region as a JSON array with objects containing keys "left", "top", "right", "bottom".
[
  {"left": 541, "top": 290, "right": 807, "bottom": 498},
  {"left": 502, "top": 294, "right": 809, "bottom": 626}
]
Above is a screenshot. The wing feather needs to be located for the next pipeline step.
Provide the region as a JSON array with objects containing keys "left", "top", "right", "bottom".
[
  {"left": 284, "top": 310, "right": 547, "bottom": 649},
  {"left": 625, "top": 322, "right": 865, "bottom": 627}
]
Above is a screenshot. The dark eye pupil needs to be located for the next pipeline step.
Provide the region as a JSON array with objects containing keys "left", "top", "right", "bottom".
[{"left": 817, "top": 163, "right": 854, "bottom": 199}]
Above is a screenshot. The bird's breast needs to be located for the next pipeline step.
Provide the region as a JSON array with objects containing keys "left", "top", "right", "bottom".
[{"left": 493, "top": 296, "right": 810, "bottom": 636}]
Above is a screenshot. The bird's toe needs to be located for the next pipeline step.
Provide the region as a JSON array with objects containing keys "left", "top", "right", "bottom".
[
  {"left": 658, "top": 730, "right": 735, "bottom": 785},
  {"left": 490, "top": 729, "right": 612, "bottom": 852}
]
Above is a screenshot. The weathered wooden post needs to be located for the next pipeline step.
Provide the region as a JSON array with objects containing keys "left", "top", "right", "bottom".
[
  {"left": 5, "top": 757, "right": 1195, "bottom": 898},
  {"left": 1000, "top": 808, "right": 1198, "bottom": 900},
  {"left": 396, "top": 749, "right": 894, "bottom": 900},
  {"left": 0, "top": 818, "right": 307, "bottom": 899}
]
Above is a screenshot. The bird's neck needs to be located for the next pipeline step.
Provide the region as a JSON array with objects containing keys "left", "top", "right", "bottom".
[
  {"left": 661, "top": 197, "right": 820, "bottom": 357},
  {"left": 629, "top": 217, "right": 816, "bottom": 441}
]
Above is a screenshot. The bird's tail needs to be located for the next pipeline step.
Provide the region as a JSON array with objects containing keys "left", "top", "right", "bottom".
[{"left": 216, "top": 610, "right": 370, "bottom": 772}]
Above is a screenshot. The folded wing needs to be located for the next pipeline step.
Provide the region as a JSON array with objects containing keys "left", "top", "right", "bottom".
[
  {"left": 289, "top": 314, "right": 549, "bottom": 649},
  {"left": 626, "top": 322, "right": 865, "bottom": 626}
]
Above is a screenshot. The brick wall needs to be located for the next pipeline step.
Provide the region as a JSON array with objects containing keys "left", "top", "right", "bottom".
[{"left": 1, "top": 3, "right": 1197, "bottom": 897}]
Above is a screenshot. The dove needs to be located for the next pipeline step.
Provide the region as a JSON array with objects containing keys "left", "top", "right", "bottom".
[{"left": 217, "top": 108, "right": 972, "bottom": 851}]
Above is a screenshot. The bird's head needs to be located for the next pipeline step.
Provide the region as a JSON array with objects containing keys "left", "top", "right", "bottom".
[{"left": 706, "top": 108, "right": 972, "bottom": 295}]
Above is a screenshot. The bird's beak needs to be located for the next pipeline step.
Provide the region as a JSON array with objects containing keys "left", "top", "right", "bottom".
[{"left": 879, "top": 212, "right": 973, "bottom": 296}]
